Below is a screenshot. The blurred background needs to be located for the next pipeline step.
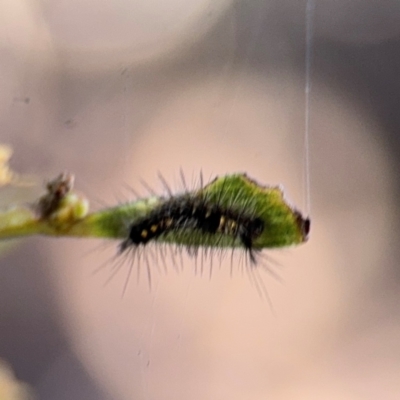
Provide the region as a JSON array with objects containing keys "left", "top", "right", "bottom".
[{"left": 1, "top": 0, "right": 400, "bottom": 399}]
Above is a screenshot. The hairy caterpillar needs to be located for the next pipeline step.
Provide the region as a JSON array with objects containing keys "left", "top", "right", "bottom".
[
  {"left": 109, "top": 173, "right": 310, "bottom": 293},
  {"left": 120, "top": 176, "right": 309, "bottom": 261}
]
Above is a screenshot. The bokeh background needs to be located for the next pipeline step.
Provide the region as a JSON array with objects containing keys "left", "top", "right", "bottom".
[{"left": 1, "top": 0, "right": 400, "bottom": 399}]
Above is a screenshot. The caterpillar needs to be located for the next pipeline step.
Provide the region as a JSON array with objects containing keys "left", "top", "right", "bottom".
[
  {"left": 119, "top": 190, "right": 266, "bottom": 263},
  {"left": 113, "top": 173, "right": 310, "bottom": 290}
]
